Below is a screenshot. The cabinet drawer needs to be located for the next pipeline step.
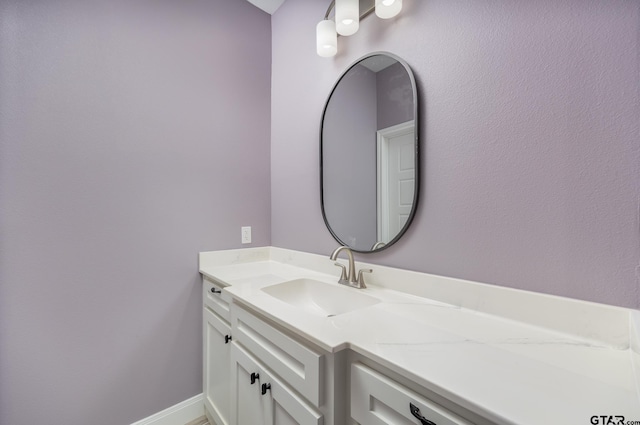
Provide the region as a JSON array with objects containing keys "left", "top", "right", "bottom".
[
  {"left": 232, "top": 305, "right": 324, "bottom": 406},
  {"left": 203, "top": 278, "right": 231, "bottom": 322},
  {"left": 351, "top": 363, "right": 471, "bottom": 425}
]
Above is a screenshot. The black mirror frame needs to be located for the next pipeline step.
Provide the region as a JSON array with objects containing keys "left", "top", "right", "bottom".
[{"left": 319, "top": 51, "right": 420, "bottom": 253}]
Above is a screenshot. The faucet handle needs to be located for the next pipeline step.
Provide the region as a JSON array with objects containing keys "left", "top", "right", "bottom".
[
  {"left": 334, "top": 262, "right": 349, "bottom": 283},
  {"left": 357, "top": 268, "right": 372, "bottom": 288}
]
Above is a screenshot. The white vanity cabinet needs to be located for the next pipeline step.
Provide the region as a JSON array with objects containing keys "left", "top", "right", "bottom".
[
  {"left": 200, "top": 249, "right": 640, "bottom": 425},
  {"left": 203, "top": 279, "right": 232, "bottom": 425}
]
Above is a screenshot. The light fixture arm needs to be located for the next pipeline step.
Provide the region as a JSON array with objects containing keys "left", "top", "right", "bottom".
[
  {"left": 324, "top": 0, "right": 335, "bottom": 19},
  {"left": 324, "top": 0, "right": 376, "bottom": 22}
]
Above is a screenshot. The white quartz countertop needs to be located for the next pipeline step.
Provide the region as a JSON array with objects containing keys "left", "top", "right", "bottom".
[{"left": 200, "top": 247, "right": 640, "bottom": 425}]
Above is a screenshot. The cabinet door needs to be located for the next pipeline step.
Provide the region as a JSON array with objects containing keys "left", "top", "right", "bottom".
[
  {"left": 231, "top": 343, "right": 269, "bottom": 425},
  {"left": 232, "top": 343, "right": 323, "bottom": 425},
  {"left": 204, "top": 307, "right": 232, "bottom": 425},
  {"left": 263, "top": 369, "right": 324, "bottom": 425}
]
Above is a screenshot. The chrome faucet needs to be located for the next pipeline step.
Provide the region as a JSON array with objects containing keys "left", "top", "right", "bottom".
[{"left": 329, "top": 246, "right": 372, "bottom": 289}]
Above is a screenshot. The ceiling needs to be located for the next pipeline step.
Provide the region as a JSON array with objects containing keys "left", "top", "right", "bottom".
[{"left": 246, "top": 0, "right": 285, "bottom": 15}]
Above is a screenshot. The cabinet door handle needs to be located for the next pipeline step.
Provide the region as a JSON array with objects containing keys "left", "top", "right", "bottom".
[
  {"left": 210, "top": 288, "right": 221, "bottom": 294},
  {"left": 261, "top": 383, "right": 271, "bottom": 395},
  {"left": 250, "top": 372, "right": 259, "bottom": 384},
  {"left": 224, "top": 335, "right": 232, "bottom": 344},
  {"left": 410, "top": 403, "right": 436, "bottom": 425}
]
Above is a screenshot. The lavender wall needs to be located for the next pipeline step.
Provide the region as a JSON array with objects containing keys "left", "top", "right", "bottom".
[
  {"left": 271, "top": 0, "right": 640, "bottom": 308},
  {"left": 0, "top": 1, "right": 271, "bottom": 424},
  {"left": 377, "top": 61, "right": 414, "bottom": 130}
]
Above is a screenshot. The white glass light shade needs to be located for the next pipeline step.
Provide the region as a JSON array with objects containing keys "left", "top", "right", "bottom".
[
  {"left": 316, "top": 20, "right": 337, "bottom": 57},
  {"left": 335, "top": 0, "right": 359, "bottom": 36},
  {"left": 375, "top": 0, "right": 402, "bottom": 19}
]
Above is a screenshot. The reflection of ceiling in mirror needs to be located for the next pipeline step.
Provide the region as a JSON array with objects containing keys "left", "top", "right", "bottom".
[
  {"left": 360, "top": 55, "right": 397, "bottom": 73},
  {"left": 246, "top": 0, "right": 285, "bottom": 14}
]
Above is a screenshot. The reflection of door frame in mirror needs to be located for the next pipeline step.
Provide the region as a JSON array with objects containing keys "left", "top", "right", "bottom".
[{"left": 377, "top": 120, "right": 416, "bottom": 244}]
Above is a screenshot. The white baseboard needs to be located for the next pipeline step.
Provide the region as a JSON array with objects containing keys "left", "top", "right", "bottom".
[{"left": 131, "top": 393, "right": 204, "bottom": 425}]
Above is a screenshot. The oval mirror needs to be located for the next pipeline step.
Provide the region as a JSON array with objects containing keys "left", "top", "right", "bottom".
[{"left": 321, "top": 52, "right": 419, "bottom": 253}]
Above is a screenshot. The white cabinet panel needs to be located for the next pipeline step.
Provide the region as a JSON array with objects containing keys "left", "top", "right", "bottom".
[
  {"left": 266, "top": 366, "right": 324, "bottom": 425},
  {"left": 351, "top": 363, "right": 471, "bottom": 425},
  {"left": 231, "top": 342, "right": 268, "bottom": 425},
  {"left": 204, "top": 307, "right": 232, "bottom": 425}
]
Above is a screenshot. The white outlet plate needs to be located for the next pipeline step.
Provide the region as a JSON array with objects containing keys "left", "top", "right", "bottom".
[{"left": 241, "top": 226, "right": 252, "bottom": 244}]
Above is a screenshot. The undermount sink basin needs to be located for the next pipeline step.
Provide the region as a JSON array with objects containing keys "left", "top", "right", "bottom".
[{"left": 261, "top": 278, "right": 380, "bottom": 317}]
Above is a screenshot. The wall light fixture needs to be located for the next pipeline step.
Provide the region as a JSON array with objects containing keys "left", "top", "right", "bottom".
[{"left": 316, "top": 0, "right": 402, "bottom": 58}]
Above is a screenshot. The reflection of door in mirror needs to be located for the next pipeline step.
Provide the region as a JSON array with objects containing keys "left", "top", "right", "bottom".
[{"left": 377, "top": 121, "right": 415, "bottom": 244}]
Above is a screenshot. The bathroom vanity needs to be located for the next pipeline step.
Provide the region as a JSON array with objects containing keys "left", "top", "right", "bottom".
[{"left": 199, "top": 247, "right": 640, "bottom": 425}]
